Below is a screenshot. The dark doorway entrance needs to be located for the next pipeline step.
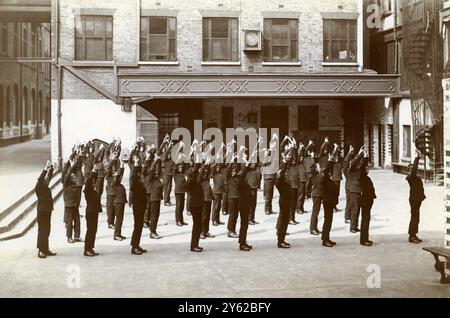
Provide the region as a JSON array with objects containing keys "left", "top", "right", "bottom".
[
  {"left": 139, "top": 98, "right": 203, "bottom": 145},
  {"left": 261, "top": 106, "right": 289, "bottom": 138},
  {"left": 343, "top": 99, "right": 364, "bottom": 151}
]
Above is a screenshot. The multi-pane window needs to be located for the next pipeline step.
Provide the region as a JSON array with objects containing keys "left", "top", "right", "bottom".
[
  {"left": 159, "top": 112, "right": 179, "bottom": 144},
  {"left": 403, "top": 125, "right": 411, "bottom": 158},
  {"left": 323, "top": 19, "right": 357, "bottom": 62},
  {"left": 0, "top": 23, "right": 7, "bottom": 56},
  {"left": 263, "top": 19, "right": 298, "bottom": 62},
  {"left": 13, "top": 23, "right": 19, "bottom": 57},
  {"left": 31, "top": 29, "right": 36, "bottom": 58},
  {"left": 38, "top": 30, "right": 43, "bottom": 71},
  {"left": 202, "top": 17, "right": 239, "bottom": 62},
  {"left": 75, "top": 15, "right": 113, "bottom": 61},
  {"left": 22, "top": 25, "right": 28, "bottom": 57},
  {"left": 140, "top": 16, "right": 176, "bottom": 61}
]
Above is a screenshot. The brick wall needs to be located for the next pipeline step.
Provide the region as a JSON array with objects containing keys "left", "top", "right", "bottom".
[
  {"left": 54, "top": 0, "right": 363, "bottom": 102},
  {"left": 202, "top": 98, "right": 344, "bottom": 137}
]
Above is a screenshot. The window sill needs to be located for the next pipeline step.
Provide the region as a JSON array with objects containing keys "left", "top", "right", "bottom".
[
  {"left": 262, "top": 61, "right": 302, "bottom": 66},
  {"left": 72, "top": 60, "right": 115, "bottom": 66},
  {"left": 138, "top": 61, "right": 179, "bottom": 65},
  {"left": 322, "top": 62, "right": 359, "bottom": 67},
  {"left": 201, "top": 61, "right": 241, "bottom": 66}
]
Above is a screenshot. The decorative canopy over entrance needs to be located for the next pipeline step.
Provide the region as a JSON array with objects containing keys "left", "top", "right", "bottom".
[{"left": 118, "top": 73, "right": 399, "bottom": 99}]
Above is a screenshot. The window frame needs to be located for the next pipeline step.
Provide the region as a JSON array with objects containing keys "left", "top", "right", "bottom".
[
  {"left": 158, "top": 112, "right": 180, "bottom": 144},
  {"left": 22, "top": 24, "right": 28, "bottom": 58},
  {"left": 0, "top": 23, "right": 8, "bottom": 56},
  {"left": 74, "top": 15, "right": 114, "bottom": 61},
  {"left": 13, "top": 23, "right": 19, "bottom": 58},
  {"left": 202, "top": 17, "right": 239, "bottom": 62},
  {"left": 140, "top": 16, "right": 177, "bottom": 62},
  {"left": 263, "top": 18, "right": 298, "bottom": 63},
  {"left": 402, "top": 124, "right": 412, "bottom": 159},
  {"left": 323, "top": 19, "right": 357, "bottom": 63}
]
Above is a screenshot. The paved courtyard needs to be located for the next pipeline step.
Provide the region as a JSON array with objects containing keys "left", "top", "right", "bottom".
[
  {"left": 0, "top": 167, "right": 448, "bottom": 298},
  {"left": 0, "top": 135, "right": 51, "bottom": 211}
]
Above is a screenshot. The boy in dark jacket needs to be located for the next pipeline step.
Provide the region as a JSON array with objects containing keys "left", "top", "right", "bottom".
[
  {"left": 63, "top": 157, "right": 84, "bottom": 243},
  {"left": 148, "top": 156, "right": 164, "bottom": 239},
  {"left": 406, "top": 150, "right": 426, "bottom": 243},
  {"left": 321, "top": 155, "right": 338, "bottom": 247},
  {"left": 360, "top": 154, "right": 376, "bottom": 246},
  {"left": 199, "top": 161, "right": 215, "bottom": 239},
  {"left": 296, "top": 144, "right": 308, "bottom": 214},
  {"left": 174, "top": 163, "right": 189, "bottom": 227},
  {"left": 112, "top": 160, "right": 127, "bottom": 241},
  {"left": 211, "top": 163, "right": 226, "bottom": 226},
  {"left": 275, "top": 157, "right": 292, "bottom": 249},
  {"left": 186, "top": 164, "right": 204, "bottom": 252},
  {"left": 83, "top": 165, "right": 102, "bottom": 256},
  {"left": 35, "top": 160, "right": 56, "bottom": 258},
  {"left": 129, "top": 156, "right": 148, "bottom": 255}
]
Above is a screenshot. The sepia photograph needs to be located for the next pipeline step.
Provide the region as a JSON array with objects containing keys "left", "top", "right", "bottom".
[{"left": 0, "top": 0, "right": 449, "bottom": 304}]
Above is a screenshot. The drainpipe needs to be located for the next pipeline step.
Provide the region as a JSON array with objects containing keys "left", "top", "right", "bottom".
[
  {"left": 55, "top": 0, "right": 62, "bottom": 169},
  {"left": 19, "top": 18, "right": 23, "bottom": 139}
]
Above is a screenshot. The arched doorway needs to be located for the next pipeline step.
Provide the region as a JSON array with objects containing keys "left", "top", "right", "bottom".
[
  {"left": 0, "top": 85, "right": 3, "bottom": 129},
  {"left": 6, "top": 86, "right": 11, "bottom": 127},
  {"left": 31, "top": 89, "right": 37, "bottom": 125},
  {"left": 23, "top": 86, "right": 28, "bottom": 126},
  {"left": 38, "top": 91, "right": 43, "bottom": 125},
  {"left": 45, "top": 97, "right": 50, "bottom": 134},
  {"left": 13, "top": 84, "right": 19, "bottom": 127}
]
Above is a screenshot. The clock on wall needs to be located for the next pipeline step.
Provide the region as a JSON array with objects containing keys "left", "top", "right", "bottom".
[{"left": 244, "top": 30, "right": 261, "bottom": 51}]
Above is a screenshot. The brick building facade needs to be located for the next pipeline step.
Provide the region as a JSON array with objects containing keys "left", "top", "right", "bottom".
[{"left": 50, "top": 0, "right": 399, "bottom": 166}]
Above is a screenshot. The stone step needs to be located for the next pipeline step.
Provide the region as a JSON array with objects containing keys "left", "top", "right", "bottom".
[{"left": 0, "top": 177, "right": 63, "bottom": 241}]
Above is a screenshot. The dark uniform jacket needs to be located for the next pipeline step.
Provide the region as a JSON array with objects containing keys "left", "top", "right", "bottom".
[
  {"left": 199, "top": 165, "right": 213, "bottom": 201},
  {"left": 226, "top": 164, "right": 246, "bottom": 199},
  {"left": 332, "top": 161, "right": 343, "bottom": 182},
  {"left": 343, "top": 150, "right": 355, "bottom": 191},
  {"left": 296, "top": 159, "right": 308, "bottom": 183},
  {"left": 147, "top": 166, "right": 163, "bottom": 202},
  {"left": 304, "top": 156, "right": 315, "bottom": 173},
  {"left": 161, "top": 147, "right": 174, "bottom": 176},
  {"left": 63, "top": 165, "right": 83, "bottom": 208},
  {"left": 186, "top": 165, "right": 204, "bottom": 209},
  {"left": 347, "top": 153, "right": 364, "bottom": 194},
  {"left": 275, "top": 162, "right": 292, "bottom": 209},
  {"left": 84, "top": 171, "right": 102, "bottom": 214},
  {"left": 211, "top": 165, "right": 225, "bottom": 194},
  {"left": 35, "top": 168, "right": 54, "bottom": 211},
  {"left": 361, "top": 174, "right": 377, "bottom": 205},
  {"left": 406, "top": 156, "right": 426, "bottom": 202},
  {"left": 238, "top": 165, "right": 251, "bottom": 210},
  {"left": 112, "top": 168, "right": 128, "bottom": 205},
  {"left": 245, "top": 165, "right": 260, "bottom": 189},
  {"left": 322, "top": 161, "right": 338, "bottom": 205},
  {"left": 288, "top": 164, "right": 300, "bottom": 189},
  {"left": 174, "top": 165, "right": 187, "bottom": 194},
  {"left": 129, "top": 166, "right": 147, "bottom": 210}
]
